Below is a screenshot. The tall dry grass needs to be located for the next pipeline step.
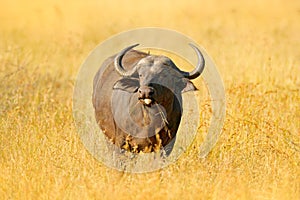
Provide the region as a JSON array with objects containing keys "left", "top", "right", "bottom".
[{"left": 0, "top": 0, "right": 299, "bottom": 199}]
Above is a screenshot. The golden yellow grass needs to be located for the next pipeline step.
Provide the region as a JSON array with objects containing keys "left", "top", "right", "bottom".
[{"left": 0, "top": 0, "right": 299, "bottom": 199}]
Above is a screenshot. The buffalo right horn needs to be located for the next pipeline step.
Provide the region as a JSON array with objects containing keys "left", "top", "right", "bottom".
[{"left": 114, "top": 44, "right": 139, "bottom": 77}]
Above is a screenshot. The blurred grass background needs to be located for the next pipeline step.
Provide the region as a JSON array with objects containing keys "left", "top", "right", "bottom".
[{"left": 0, "top": 0, "right": 299, "bottom": 199}]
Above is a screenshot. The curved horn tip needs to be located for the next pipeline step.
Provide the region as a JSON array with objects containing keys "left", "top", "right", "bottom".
[
  {"left": 128, "top": 43, "right": 140, "bottom": 49},
  {"left": 119, "top": 44, "right": 140, "bottom": 53},
  {"left": 181, "top": 43, "right": 205, "bottom": 79},
  {"left": 114, "top": 44, "right": 140, "bottom": 77},
  {"left": 188, "top": 43, "right": 200, "bottom": 51},
  {"left": 188, "top": 43, "right": 196, "bottom": 48}
]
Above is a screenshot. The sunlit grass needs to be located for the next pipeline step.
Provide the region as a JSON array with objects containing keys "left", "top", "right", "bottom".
[{"left": 0, "top": 0, "right": 299, "bottom": 199}]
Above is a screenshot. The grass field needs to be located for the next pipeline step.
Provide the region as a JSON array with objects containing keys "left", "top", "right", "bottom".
[{"left": 0, "top": 0, "right": 299, "bottom": 199}]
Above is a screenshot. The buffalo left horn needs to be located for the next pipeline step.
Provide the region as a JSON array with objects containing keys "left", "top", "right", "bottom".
[{"left": 180, "top": 43, "right": 205, "bottom": 80}]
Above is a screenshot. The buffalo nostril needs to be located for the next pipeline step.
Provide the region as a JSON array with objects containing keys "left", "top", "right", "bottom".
[{"left": 138, "top": 86, "right": 155, "bottom": 98}]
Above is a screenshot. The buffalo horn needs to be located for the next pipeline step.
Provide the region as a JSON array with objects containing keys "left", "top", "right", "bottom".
[
  {"left": 181, "top": 43, "right": 205, "bottom": 79},
  {"left": 114, "top": 44, "right": 139, "bottom": 77}
]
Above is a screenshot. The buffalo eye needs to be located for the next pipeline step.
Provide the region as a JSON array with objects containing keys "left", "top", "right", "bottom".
[{"left": 149, "top": 90, "right": 154, "bottom": 95}]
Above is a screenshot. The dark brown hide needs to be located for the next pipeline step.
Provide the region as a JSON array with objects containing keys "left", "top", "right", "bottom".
[{"left": 93, "top": 50, "right": 199, "bottom": 155}]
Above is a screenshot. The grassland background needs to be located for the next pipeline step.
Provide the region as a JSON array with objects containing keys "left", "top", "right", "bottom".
[{"left": 0, "top": 0, "right": 299, "bottom": 199}]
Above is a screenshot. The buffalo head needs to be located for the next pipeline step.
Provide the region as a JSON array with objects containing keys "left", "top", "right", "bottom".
[{"left": 113, "top": 44, "right": 205, "bottom": 108}]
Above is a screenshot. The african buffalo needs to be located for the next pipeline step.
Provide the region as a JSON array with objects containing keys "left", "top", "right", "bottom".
[{"left": 92, "top": 44, "right": 205, "bottom": 156}]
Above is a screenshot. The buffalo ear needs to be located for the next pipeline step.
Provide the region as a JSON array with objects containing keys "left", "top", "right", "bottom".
[
  {"left": 113, "top": 77, "right": 139, "bottom": 93},
  {"left": 181, "top": 80, "right": 197, "bottom": 93}
]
